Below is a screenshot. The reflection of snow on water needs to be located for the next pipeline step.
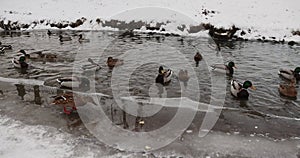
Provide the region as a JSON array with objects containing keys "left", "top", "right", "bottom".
[{"left": 0, "top": 115, "right": 74, "bottom": 158}]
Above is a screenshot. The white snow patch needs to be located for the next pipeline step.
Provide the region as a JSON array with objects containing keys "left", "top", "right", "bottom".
[
  {"left": 0, "top": 115, "right": 75, "bottom": 158},
  {"left": 0, "top": 0, "right": 299, "bottom": 40}
]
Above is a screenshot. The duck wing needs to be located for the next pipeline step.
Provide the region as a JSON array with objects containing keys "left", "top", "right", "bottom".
[
  {"left": 211, "top": 64, "right": 227, "bottom": 70},
  {"left": 230, "top": 80, "right": 242, "bottom": 97},
  {"left": 278, "top": 68, "right": 294, "bottom": 80}
]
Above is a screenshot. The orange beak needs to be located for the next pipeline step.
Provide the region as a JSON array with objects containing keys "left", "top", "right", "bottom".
[{"left": 251, "top": 85, "right": 256, "bottom": 90}]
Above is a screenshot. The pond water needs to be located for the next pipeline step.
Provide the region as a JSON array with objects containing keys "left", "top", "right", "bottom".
[{"left": 0, "top": 30, "right": 299, "bottom": 157}]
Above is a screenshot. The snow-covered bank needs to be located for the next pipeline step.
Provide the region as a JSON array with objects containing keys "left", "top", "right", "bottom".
[
  {"left": 0, "top": 0, "right": 299, "bottom": 43},
  {"left": 0, "top": 115, "right": 74, "bottom": 158}
]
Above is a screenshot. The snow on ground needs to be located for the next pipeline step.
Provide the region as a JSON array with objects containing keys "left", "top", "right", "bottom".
[
  {"left": 0, "top": 115, "right": 75, "bottom": 158},
  {"left": 0, "top": 0, "right": 299, "bottom": 41}
]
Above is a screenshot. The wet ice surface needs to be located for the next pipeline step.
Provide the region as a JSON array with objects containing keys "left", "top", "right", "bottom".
[{"left": 0, "top": 30, "right": 299, "bottom": 157}]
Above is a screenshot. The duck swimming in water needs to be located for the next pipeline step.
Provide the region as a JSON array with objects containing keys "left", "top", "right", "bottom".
[
  {"left": 194, "top": 52, "right": 202, "bottom": 67},
  {"left": 0, "top": 41, "right": 12, "bottom": 50},
  {"left": 156, "top": 66, "right": 173, "bottom": 85},
  {"left": 107, "top": 57, "right": 124, "bottom": 68},
  {"left": 278, "top": 67, "right": 300, "bottom": 81},
  {"left": 230, "top": 80, "right": 256, "bottom": 100},
  {"left": 278, "top": 78, "right": 297, "bottom": 99},
  {"left": 78, "top": 34, "right": 90, "bottom": 43},
  {"left": 59, "top": 35, "right": 72, "bottom": 42},
  {"left": 178, "top": 69, "right": 189, "bottom": 87},
  {"left": 12, "top": 50, "right": 30, "bottom": 68},
  {"left": 56, "top": 76, "right": 90, "bottom": 91},
  {"left": 211, "top": 61, "right": 236, "bottom": 76}
]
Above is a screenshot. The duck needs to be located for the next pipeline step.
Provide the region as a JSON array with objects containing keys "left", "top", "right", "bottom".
[
  {"left": 178, "top": 69, "right": 189, "bottom": 87},
  {"left": 156, "top": 66, "right": 173, "bottom": 85},
  {"left": 278, "top": 79, "right": 297, "bottom": 98},
  {"left": 107, "top": 57, "right": 124, "bottom": 68},
  {"left": 178, "top": 69, "right": 190, "bottom": 82},
  {"left": 47, "top": 30, "right": 52, "bottom": 36},
  {"left": 81, "top": 58, "right": 101, "bottom": 71},
  {"left": 52, "top": 92, "right": 81, "bottom": 115},
  {"left": 12, "top": 50, "right": 30, "bottom": 68},
  {"left": 0, "top": 47, "right": 5, "bottom": 54},
  {"left": 230, "top": 80, "right": 256, "bottom": 99},
  {"left": 59, "top": 35, "right": 72, "bottom": 42},
  {"left": 211, "top": 61, "right": 236, "bottom": 76},
  {"left": 0, "top": 41, "right": 12, "bottom": 50},
  {"left": 78, "top": 34, "right": 90, "bottom": 42},
  {"left": 29, "top": 51, "right": 58, "bottom": 62},
  {"left": 56, "top": 76, "right": 90, "bottom": 91},
  {"left": 208, "top": 25, "right": 239, "bottom": 40},
  {"left": 278, "top": 67, "right": 300, "bottom": 81},
  {"left": 194, "top": 52, "right": 202, "bottom": 66}
]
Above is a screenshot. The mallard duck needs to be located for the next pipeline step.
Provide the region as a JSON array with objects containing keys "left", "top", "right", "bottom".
[
  {"left": 12, "top": 56, "right": 29, "bottom": 68},
  {"left": 78, "top": 34, "right": 90, "bottom": 42},
  {"left": 0, "top": 47, "right": 5, "bottom": 54},
  {"left": 211, "top": 61, "right": 236, "bottom": 76},
  {"left": 156, "top": 66, "right": 173, "bottom": 85},
  {"left": 208, "top": 25, "right": 239, "bottom": 40},
  {"left": 278, "top": 79, "right": 297, "bottom": 98},
  {"left": 230, "top": 80, "right": 256, "bottom": 99},
  {"left": 194, "top": 52, "right": 202, "bottom": 66},
  {"left": 178, "top": 69, "right": 190, "bottom": 82},
  {"left": 278, "top": 67, "right": 300, "bottom": 81},
  {"left": 0, "top": 41, "right": 12, "bottom": 50},
  {"left": 59, "top": 35, "right": 72, "bottom": 42},
  {"left": 82, "top": 58, "right": 101, "bottom": 71},
  {"left": 52, "top": 92, "right": 76, "bottom": 114},
  {"left": 47, "top": 30, "right": 52, "bottom": 36},
  {"left": 56, "top": 76, "right": 90, "bottom": 91},
  {"left": 107, "top": 57, "right": 124, "bottom": 68},
  {"left": 12, "top": 50, "right": 30, "bottom": 68},
  {"left": 178, "top": 69, "right": 189, "bottom": 87},
  {"left": 29, "top": 51, "right": 58, "bottom": 62}
]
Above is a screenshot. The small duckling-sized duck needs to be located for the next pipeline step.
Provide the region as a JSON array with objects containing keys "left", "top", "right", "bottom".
[
  {"left": 12, "top": 50, "right": 30, "bottom": 68},
  {"left": 211, "top": 61, "right": 236, "bottom": 76},
  {"left": 29, "top": 51, "right": 58, "bottom": 62},
  {"left": 56, "top": 76, "right": 90, "bottom": 91},
  {"left": 78, "top": 34, "right": 90, "bottom": 43},
  {"left": 194, "top": 52, "right": 202, "bottom": 66},
  {"left": 278, "top": 67, "right": 300, "bottom": 81},
  {"left": 59, "top": 35, "right": 72, "bottom": 42},
  {"left": 0, "top": 41, "right": 12, "bottom": 50},
  {"left": 107, "top": 57, "right": 124, "bottom": 68},
  {"left": 230, "top": 80, "right": 256, "bottom": 100},
  {"left": 156, "top": 66, "right": 173, "bottom": 85},
  {"left": 278, "top": 79, "right": 297, "bottom": 98}
]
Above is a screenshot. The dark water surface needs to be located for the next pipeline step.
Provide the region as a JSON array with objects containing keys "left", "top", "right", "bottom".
[{"left": 0, "top": 30, "right": 299, "bottom": 157}]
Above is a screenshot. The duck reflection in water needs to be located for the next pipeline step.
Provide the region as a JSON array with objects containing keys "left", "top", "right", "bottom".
[{"left": 15, "top": 84, "right": 26, "bottom": 100}]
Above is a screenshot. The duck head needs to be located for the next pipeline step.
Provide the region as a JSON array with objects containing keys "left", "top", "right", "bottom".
[
  {"left": 228, "top": 61, "right": 236, "bottom": 69},
  {"left": 19, "top": 56, "right": 29, "bottom": 68},
  {"left": 243, "top": 80, "right": 256, "bottom": 90},
  {"left": 158, "top": 66, "right": 164, "bottom": 74},
  {"left": 294, "top": 67, "right": 300, "bottom": 75},
  {"left": 107, "top": 57, "right": 113, "bottom": 61}
]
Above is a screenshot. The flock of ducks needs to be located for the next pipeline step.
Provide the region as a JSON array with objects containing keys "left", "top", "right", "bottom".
[
  {"left": 1, "top": 30, "right": 299, "bottom": 114},
  {"left": 155, "top": 52, "right": 299, "bottom": 100}
]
